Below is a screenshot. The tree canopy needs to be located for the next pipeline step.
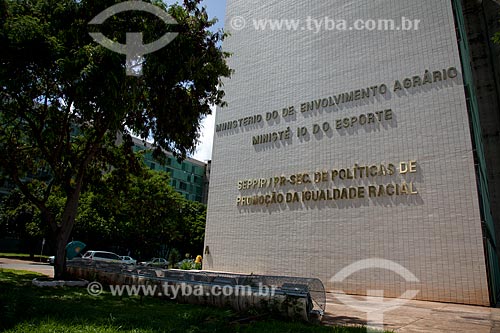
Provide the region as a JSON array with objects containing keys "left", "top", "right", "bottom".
[
  {"left": 0, "top": 0, "right": 230, "bottom": 277},
  {"left": 74, "top": 165, "right": 207, "bottom": 260}
]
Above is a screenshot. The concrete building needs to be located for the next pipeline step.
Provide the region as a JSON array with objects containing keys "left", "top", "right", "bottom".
[{"left": 204, "top": 0, "right": 500, "bottom": 306}]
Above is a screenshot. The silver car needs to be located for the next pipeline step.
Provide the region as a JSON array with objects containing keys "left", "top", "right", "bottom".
[
  {"left": 82, "top": 251, "right": 122, "bottom": 263},
  {"left": 140, "top": 258, "right": 169, "bottom": 268},
  {"left": 120, "top": 255, "right": 137, "bottom": 265}
]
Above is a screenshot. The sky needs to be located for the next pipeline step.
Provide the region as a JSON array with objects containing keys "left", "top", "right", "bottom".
[
  {"left": 134, "top": 0, "right": 226, "bottom": 161},
  {"left": 181, "top": 0, "right": 227, "bottom": 162}
]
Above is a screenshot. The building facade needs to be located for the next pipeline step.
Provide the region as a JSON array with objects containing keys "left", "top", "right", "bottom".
[
  {"left": 204, "top": 0, "right": 500, "bottom": 306},
  {"left": 132, "top": 138, "right": 208, "bottom": 204}
]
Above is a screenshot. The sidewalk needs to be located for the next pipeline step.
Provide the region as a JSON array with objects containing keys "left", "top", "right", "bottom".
[{"left": 324, "top": 292, "right": 500, "bottom": 332}]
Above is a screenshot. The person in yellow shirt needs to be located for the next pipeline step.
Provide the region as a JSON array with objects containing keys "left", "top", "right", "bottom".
[{"left": 195, "top": 255, "right": 202, "bottom": 269}]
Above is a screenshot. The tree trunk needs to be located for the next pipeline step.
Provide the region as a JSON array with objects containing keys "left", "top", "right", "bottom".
[
  {"left": 53, "top": 188, "right": 82, "bottom": 280},
  {"left": 54, "top": 230, "right": 68, "bottom": 280}
]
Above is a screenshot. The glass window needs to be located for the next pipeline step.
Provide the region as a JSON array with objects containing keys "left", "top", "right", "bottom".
[
  {"left": 180, "top": 182, "right": 187, "bottom": 190},
  {"left": 96, "top": 252, "right": 121, "bottom": 260}
]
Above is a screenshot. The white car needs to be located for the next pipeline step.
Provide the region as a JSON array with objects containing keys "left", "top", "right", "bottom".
[
  {"left": 81, "top": 251, "right": 122, "bottom": 263},
  {"left": 120, "top": 256, "right": 137, "bottom": 265},
  {"left": 47, "top": 255, "right": 76, "bottom": 265}
]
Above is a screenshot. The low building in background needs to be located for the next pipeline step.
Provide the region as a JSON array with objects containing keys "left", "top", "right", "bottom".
[{"left": 131, "top": 137, "right": 209, "bottom": 204}]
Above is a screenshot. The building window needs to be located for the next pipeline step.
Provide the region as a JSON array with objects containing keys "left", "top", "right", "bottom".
[
  {"left": 150, "top": 162, "right": 156, "bottom": 170},
  {"left": 166, "top": 158, "right": 171, "bottom": 165},
  {"left": 172, "top": 180, "right": 176, "bottom": 187},
  {"left": 179, "top": 182, "right": 187, "bottom": 190}
]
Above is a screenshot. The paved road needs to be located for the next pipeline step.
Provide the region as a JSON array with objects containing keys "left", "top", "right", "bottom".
[{"left": 0, "top": 258, "right": 54, "bottom": 277}]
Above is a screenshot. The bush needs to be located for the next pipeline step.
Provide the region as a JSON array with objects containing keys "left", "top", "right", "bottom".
[
  {"left": 176, "top": 259, "right": 201, "bottom": 270},
  {"left": 168, "top": 249, "right": 181, "bottom": 264}
]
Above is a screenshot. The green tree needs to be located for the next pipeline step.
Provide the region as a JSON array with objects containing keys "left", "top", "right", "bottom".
[
  {"left": 89, "top": 166, "right": 183, "bottom": 259},
  {"left": 0, "top": 0, "right": 230, "bottom": 278},
  {"left": 0, "top": 181, "right": 63, "bottom": 257},
  {"left": 176, "top": 200, "right": 206, "bottom": 257},
  {"left": 72, "top": 162, "right": 199, "bottom": 261},
  {"left": 0, "top": 187, "right": 42, "bottom": 257},
  {"left": 1, "top": 159, "right": 208, "bottom": 261},
  {"left": 121, "top": 170, "right": 186, "bottom": 259},
  {"left": 72, "top": 189, "right": 117, "bottom": 250}
]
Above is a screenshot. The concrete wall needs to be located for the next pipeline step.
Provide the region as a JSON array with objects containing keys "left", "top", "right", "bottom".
[{"left": 205, "top": 0, "right": 490, "bottom": 305}]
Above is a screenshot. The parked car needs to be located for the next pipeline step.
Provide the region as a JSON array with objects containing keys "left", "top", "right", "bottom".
[
  {"left": 120, "top": 256, "right": 137, "bottom": 265},
  {"left": 47, "top": 254, "right": 81, "bottom": 265},
  {"left": 140, "top": 258, "right": 169, "bottom": 268},
  {"left": 81, "top": 251, "right": 122, "bottom": 263}
]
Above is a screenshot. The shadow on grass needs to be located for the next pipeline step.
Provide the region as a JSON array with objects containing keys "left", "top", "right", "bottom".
[
  {"left": 0, "top": 269, "right": 388, "bottom": 333},
  {"left": 0, "top": 272, "right": 231, "bottom": 332},
  {"left": 0, "top": 269, "right": 43, "bottom": 286}
]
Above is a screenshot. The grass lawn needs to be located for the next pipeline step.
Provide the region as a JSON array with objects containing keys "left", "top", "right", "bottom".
[
  {"left": 0, "top": 268, "right": 388, "bottom": 333},
  {"left": 0, "top": 253, "right": 49, "bottom": 261}
]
